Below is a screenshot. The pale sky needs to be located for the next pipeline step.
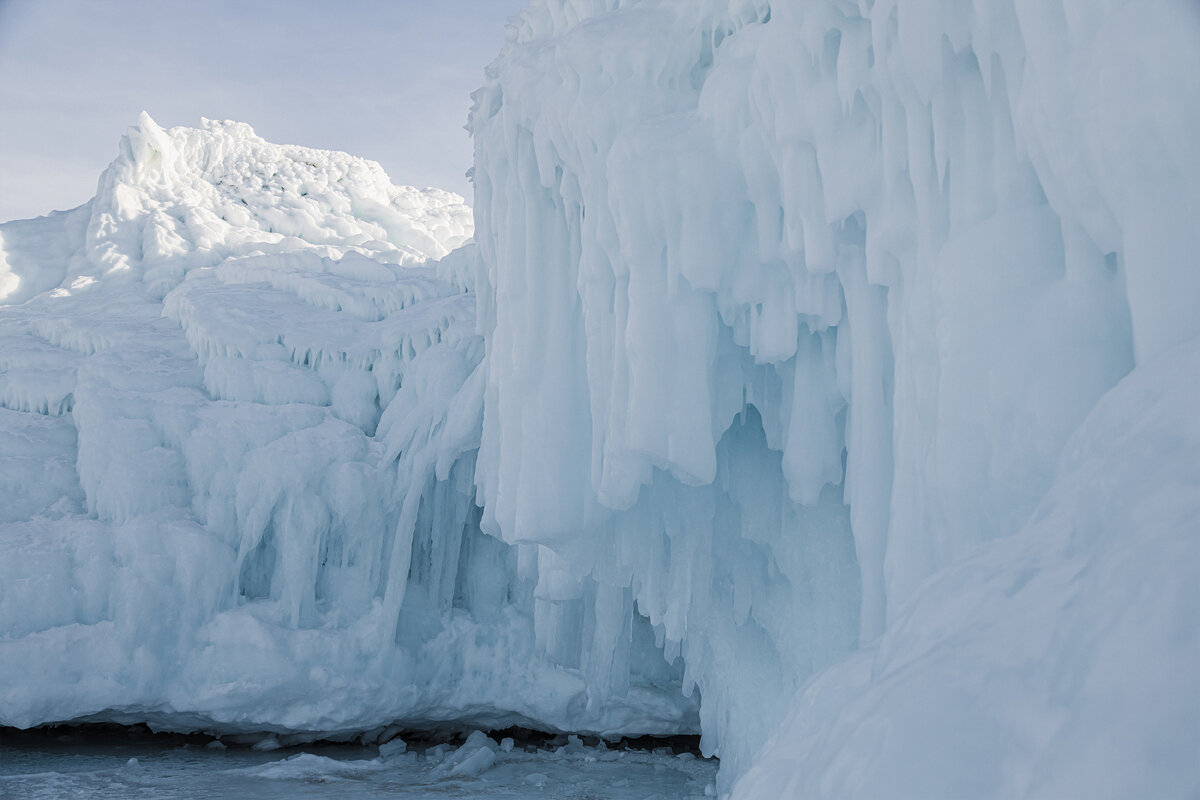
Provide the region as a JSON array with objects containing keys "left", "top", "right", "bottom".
[{"left": 0, "top": 0, "right": 527, "bottom": 222}]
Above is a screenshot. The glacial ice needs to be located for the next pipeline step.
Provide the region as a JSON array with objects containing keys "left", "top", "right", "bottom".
[{"left": 3, "top": 0, "right": 1200, "bottom": 797}]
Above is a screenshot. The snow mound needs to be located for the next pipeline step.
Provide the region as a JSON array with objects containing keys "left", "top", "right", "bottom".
[{"left": 0, "top": 116, "right": 696, "bottom": 740}]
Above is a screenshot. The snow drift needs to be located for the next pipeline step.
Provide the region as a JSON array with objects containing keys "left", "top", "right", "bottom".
[{"left": 3, "top": 0, "right": 1200, "bottom": 797}]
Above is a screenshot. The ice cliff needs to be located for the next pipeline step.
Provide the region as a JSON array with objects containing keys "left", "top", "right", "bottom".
[
  {"left": 467, "top": 0, "right": 1199, "bottom": 795},
  {"left": 4, "top": 0, "right": 1200, "bottom": 797}
]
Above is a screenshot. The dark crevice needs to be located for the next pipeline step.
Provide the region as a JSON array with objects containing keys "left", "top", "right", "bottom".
[{"left": 0, "top": 722, "right": 711, "bottom": 758}]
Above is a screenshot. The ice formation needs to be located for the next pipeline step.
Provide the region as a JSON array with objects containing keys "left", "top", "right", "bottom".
[
  {"left": 466, "top": 0, "right": 1200, "bottom": 794},
  {"left": 4, "top": 0, "right": 1200, "bottom": 797},
  {"left": 0, "top": 115, "right": 697, "bottom": 741}
]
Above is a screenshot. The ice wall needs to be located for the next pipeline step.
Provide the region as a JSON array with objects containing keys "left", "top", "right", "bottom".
[
  {"left": 469, "top": 0, "right": 1200, "bottom": 791},
  {"left": 0, "top": 116, "right": 696, "bottom": 739}
]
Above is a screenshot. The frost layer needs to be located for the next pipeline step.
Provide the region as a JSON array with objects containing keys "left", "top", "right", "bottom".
[
  {"left": 0, "top": 115, "right": 696, "bottom": 739},
  {"left": 468, "top": 0, "right": 1200, "bottom": 793}
]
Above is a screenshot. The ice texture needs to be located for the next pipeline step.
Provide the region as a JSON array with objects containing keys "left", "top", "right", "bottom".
[
  {"left": 0, "top": 115, "right": 697, "bottom": 740},
  {"left": 4, "top": 1, "right": 1200, "bottom": 797},
  {"left": 466, "top": 0, "right": 1200, "bottom": 793}
]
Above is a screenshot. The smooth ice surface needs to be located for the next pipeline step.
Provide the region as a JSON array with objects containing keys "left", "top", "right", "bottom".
[
  {"left": 0, "top": 115, "right": 696, "bottom": 740},
  {"left": 0, "top": 733, "right": 716, "bottom": 800}
]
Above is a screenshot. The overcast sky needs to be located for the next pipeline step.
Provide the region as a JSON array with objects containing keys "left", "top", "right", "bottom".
[{"left": 0, "top": 0, "right": 527, "bottom": 222}]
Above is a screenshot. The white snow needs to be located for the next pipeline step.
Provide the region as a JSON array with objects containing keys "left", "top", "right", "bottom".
[{"left": 4, "top": 1, "right": 1200, "bottom": 798}]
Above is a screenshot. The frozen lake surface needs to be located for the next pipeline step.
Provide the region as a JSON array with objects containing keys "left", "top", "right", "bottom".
[{"left": 0, "top": 729, "right": 717, "bottom": 800}]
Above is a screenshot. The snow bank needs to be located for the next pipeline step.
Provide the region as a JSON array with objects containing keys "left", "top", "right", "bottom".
[
  {"left": 469, "top": 0, "right": 1200, "bottom": 792},
  {"left": 0, "top": 115, "right": 696, "bottom": 739}
]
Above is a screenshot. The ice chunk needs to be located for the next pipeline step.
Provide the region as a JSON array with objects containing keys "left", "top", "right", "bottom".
[
  {"left": 377, "top": 737, "right": 407, "bottom": 758},
  {"left": 427, "top": 731, "right": 500, "bottom": 780},
  {"left": 242, "top": 752, "right": 382, "bottom": 781},
  {"left": 447, "top": 746, "right": 496, "bottom": 778}
]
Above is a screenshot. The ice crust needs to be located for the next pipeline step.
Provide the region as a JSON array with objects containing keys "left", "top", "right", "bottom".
[
  {"left": 0, "top": 115, "right": 697, "bottom": 741},
  {"left": 3, "top": 1, "right": 1200, "bottom": 797}
]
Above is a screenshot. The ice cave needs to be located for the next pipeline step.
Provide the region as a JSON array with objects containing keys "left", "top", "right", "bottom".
[{"left": 1, "top": 1, "right": 1198, "bottom": 798}]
